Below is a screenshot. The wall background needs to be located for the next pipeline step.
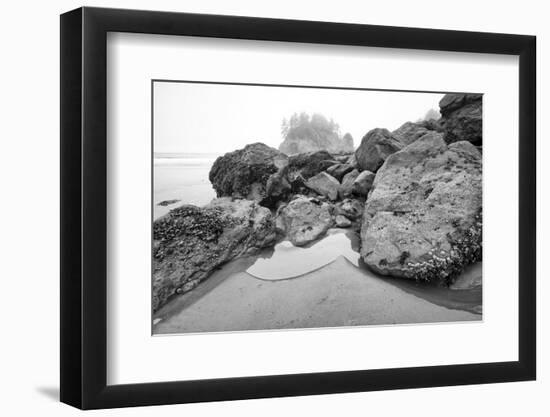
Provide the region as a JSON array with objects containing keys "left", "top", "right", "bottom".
[{"left": 0, "top": 0, "right": 545, "bottom": 415}]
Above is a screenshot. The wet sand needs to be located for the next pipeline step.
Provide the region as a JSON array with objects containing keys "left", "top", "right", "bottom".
[{"left": 153, "top": 255, "right": 481, "bottom": 335}]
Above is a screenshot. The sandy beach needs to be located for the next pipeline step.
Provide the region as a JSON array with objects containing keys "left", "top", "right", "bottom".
[{"left": 153, "top": 251, "right": 481, "bottom": 334}]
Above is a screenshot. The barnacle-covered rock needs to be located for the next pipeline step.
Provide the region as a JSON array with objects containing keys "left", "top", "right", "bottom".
[
  {"left": 360, "top": 132, "right": 482, "bottom": 283},
  {"left": 152, "top": 198, "right": 277, "bottom": 312}
]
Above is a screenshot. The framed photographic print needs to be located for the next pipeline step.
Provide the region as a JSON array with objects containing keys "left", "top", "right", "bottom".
[{"left": 60, "top": 6, "right": 536, "bottom": 409}]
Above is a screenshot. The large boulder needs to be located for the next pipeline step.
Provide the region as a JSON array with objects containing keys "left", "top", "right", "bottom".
[
  {"left": 305, "top": 172, "right": 340, "bottom": 201},
  {"left": 360, "top": 132, "right": 482, "bottom": 283},
  {"left": 152, "top": 198, "right": 277, "bottom": 312},
  {"left": 276, "top": 196, "right": 333, "bottom": 246},
  {"left": 209, "top": 143, "right": 288, "bottom": 203},
  {"left": 392, "top": 121, "right": 432, "bottom": 146},
  {"left": 439, "top": 93, "right": 482, "bottom": 145},
  {"left": 355, "top": 128, "right": 403, "bottom": 172},
  {"left": 439, "top": 93, "right": 482, "bottom": 114}
]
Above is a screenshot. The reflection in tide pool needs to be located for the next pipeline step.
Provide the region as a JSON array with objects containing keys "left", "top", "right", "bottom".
[{"left": 247, "top": 229, "right": 360, "bottom": 280}]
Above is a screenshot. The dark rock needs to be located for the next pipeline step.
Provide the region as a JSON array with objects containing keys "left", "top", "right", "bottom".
[
  {"left": 286, "top": 151, "right": 338, "bottom": 194},
  {"left": 360, "top": 132, "right": 482, "bottom": 283},
  {"left": 287, "top": 150, "right": 336, "bottom": 181},
  {"left": 355, "top": 128, "right": 403, "bottom": 172},
  {"left": 305, "top": 172, "right": 340, "bottom": 201},
  {"left": 152, "top": 198, "right": 277, "bottom": 312},
  {"left": 439, "top": 93, "right": 482, "bottom": 115},
  {"left": 326, "top": 163, "right": 354, "bottom": 181},
  {"left": 264, "top": 166, "right": 291, "bottom": 207},
  {"left": 157, "top": 199, "right": 181, "bottom": 207},
  {"left": 276, "top": 196, "right": 333, "bottom": 246},
  {"left": 439, "top": 93, "right": 482, "bottom": 145},
  {"left": 209, "top": 143, "right": 288, "bottom": 203},
  {"left": 352, "top": 170, "right": 376, "bottom": 197}
]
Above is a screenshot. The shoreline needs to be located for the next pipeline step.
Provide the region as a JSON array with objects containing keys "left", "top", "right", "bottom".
[
  {"left": 153, "top": 229, "right": 482, "bottom": 335},
  {"left": 153, "top": 255, "right": 480, "bottom": 335}
]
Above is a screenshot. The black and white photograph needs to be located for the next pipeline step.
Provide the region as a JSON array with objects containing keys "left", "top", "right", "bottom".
[
  {"left": 151, "top": 81, "right": 483, "bottom": 334},
  {"left": 0, "top": 0, "right": 543, "bottom": 413}
]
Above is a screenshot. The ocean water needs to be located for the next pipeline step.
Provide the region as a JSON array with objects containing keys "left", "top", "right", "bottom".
[{"left": 153, "top": 153, "right": 219, "bottom": 219}]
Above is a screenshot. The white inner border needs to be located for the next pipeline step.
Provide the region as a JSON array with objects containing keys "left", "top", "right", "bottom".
[{"left": 107, "top": 32, "right": 519, "bottom": 385}]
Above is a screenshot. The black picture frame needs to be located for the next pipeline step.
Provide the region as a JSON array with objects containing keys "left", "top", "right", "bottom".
[{"left": 60, "top": 6, "right": 536, "bottom": 410}]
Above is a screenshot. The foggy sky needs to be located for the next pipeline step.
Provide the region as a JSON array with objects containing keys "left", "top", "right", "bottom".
[{"left": 153, "top": 81, "right": 444, "bottom": 154}]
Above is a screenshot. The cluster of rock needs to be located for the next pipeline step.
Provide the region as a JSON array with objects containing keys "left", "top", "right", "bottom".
[
  {"left": 210, "top": 143, "right": 376, "bottom": 208},
  {"left": 152, "top": 93, "right": 483, "bottom": 311}
]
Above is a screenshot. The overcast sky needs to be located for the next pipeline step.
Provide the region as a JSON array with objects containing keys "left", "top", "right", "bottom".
[{"left": 153, "top": 81, "right": 444, "bottom": 154}]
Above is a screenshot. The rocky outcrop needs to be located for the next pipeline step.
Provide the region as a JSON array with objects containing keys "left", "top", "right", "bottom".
[
  {"left": 392, "top": 121, "right": 432, "bottom": 146},
  {"left": 305, "top": 172, "right": 340, "bottom": 201},
  {"left": 439, "top": 93, "right": 482, "bottom": 145},
  {"left": 152, "top": 198, "right": 277, "bottom": 312},
  {"left": 355, "top": 128, "right": 403, "bottom": 172},
  {"left": 360, "top": 132, "right": 482, "bottom": 283},
  {"left": 276, "top": 196, "right": 333, "bottom": 246},
  {"left": 342, "top": 133, "right": 354, "bottom": 151},
  {"left": 279, "top": 113, "right": 354, "bottom": 155},
  {"left": 352, "top": 170, "right": 375, "bottom": 197},
  {"left": 209, "top": 143, "right": 288, "bottom": 203}
]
